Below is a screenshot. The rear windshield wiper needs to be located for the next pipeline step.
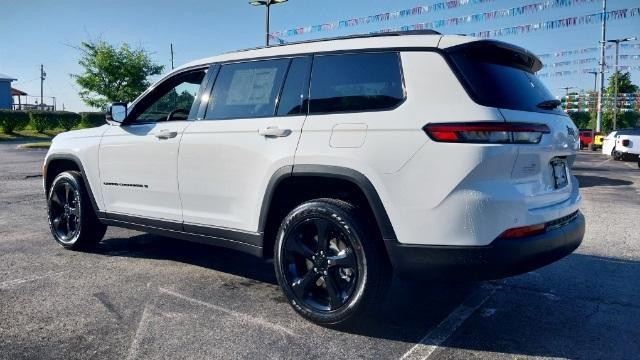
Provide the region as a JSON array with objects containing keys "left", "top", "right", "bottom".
[{"left": 536, "top": 99, "right": 561, "bottom": 109}]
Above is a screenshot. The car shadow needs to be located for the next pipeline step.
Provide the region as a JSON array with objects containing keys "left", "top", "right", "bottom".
[
  {"left": 575, "top": 175, "right": 633, "bottom": 188},
  {"left": 90, "top": 234, "right": 640, "bottom": 359}
]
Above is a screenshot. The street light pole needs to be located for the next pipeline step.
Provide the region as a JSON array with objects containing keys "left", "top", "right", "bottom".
[
  {"left": 606, "top": 37, "right": 637, "bottom": 130},
  {"left": 249, "top": 0, "right": 289, "bottom": 46}
]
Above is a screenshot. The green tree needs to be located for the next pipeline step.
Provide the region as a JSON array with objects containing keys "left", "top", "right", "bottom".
[
  {"left": 568, "top": 111, "right": 590, "bottom": 129},
  {"left": 72, "top": 41, "right": 164, "bottom": 109},
  {"left": 606, "top": 71, "right": 638, "bottom": 94}
]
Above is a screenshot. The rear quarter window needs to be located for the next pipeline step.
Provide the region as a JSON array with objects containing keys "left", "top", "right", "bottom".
[
  {"left": 309, "top": 52, "right": 405, "bottom": 114},
  {"left": 449, "top": 46, "right": 560, "bottom": 114}
]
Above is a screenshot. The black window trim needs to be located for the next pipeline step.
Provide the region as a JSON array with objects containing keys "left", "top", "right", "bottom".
[{"left": 165, "top": 44, "right": 548, "bottom": 120}]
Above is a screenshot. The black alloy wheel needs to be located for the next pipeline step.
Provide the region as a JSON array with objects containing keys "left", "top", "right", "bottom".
[
  {"left": 47, "top": 171, "right": 107, "bottom": 249},
  {"left": 49, "top": 179, "right": 81, "bottom": 243},
  {"left": 274, "top": 198, "right": 390, "bottom": 327},
  {"left": 282, "top": 217, "right": 358, "bottom": 312}
]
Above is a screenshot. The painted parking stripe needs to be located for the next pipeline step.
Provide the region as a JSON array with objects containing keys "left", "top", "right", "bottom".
[
  {"left": 400, "top": 286, "right": 497, "bottom": 360},
  {"left": 158, "top": 287, "right": 298, "bottom": 338},
  {"left": 0, "top": 271, "right": 67, "bottom": 290}
]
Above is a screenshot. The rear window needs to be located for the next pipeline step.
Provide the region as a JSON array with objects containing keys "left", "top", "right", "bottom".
[
  {"left": 450, "top": 46, "right": 560, "bottom": 114},
  {"left": 309, "top": 52, "right": 405, "bottom": 114}
]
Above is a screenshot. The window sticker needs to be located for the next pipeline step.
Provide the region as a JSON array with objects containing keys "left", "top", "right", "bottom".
[{"left": 227, "top": 68, "right": 277, "bottom": 105}]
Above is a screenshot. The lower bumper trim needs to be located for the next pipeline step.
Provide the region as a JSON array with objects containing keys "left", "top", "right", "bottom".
[{"left": 385, "top": 212, "right": 585, "bottom": 280}]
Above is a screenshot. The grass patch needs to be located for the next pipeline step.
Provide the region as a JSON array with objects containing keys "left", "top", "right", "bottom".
[
  {"left": 0, "top": 128, "right": 66, "bottom": 141},
  {"left": 17, "top": 141, "right": 52, "bottom": 149}
]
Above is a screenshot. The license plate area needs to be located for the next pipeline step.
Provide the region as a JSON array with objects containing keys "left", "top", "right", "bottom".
[{"left": 550, "top": 159, "right": 568, "bottom": 189}]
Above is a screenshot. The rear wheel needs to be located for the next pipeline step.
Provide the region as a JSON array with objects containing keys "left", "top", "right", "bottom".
[
  {"left": 47, "top": 171, "right": 106, "bottom": 250},
  {"left": 274, "top": 198, "right": 390, "bottom": 327}
]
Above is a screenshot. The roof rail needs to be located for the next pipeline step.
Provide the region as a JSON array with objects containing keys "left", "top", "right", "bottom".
[{"left": 225, "top": 29, "right": 443, "bottom": 55}]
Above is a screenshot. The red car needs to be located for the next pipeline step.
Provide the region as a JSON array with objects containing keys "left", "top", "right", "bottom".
[{"left": 579, "top": 129, "right": 594, "bottom": 149}]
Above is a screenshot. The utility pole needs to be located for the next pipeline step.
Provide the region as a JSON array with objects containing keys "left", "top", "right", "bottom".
[
  {"left": 40, "top": 64, "right": 46, "bottom": 110},
  {"left": 587, "top": 71, "right": 598, "bottom": 113},
  {"left": 606, "top": 37, "right": 637, "bottom": 130},
  {"left": 170, "top": 43, "right": 175, "bottom": 70},
  {"left": 595, "top": 0, "right": 607, "bottom": 133}
]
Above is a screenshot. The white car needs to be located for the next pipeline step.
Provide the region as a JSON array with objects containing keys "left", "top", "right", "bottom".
[
  {"left": 43, "top": 31, "right": 584, "bottom": 326},
  {"left": 602, "top": 128, "right": 640, "bottom": 160}
]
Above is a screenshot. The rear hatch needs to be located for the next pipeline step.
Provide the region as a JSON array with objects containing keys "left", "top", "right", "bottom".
[{"left": 447, "top": 41, "right": 579, "bottom": 209}]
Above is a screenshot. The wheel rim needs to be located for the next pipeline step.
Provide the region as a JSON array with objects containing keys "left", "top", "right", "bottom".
[
  {"left": 282, "top": 217, "right": 359, "bottom": 312},
  {"left": 49, "top": 180, "right": 80, "bottom": 243}
]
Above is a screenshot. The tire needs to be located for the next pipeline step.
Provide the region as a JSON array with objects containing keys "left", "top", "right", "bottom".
[
  {"left": 47, "top": 171, "right": 106, "bottom": 250},
  {"left": 612, "top": 148, "right": 623, "bottom": 161},
  {"left": 274, "top": 198, "right": 391, "bottom": 327}
]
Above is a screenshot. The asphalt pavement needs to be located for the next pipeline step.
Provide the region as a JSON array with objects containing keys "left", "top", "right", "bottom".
[{"left": 0, "top": 142, "right": 638, "bottom": 360}]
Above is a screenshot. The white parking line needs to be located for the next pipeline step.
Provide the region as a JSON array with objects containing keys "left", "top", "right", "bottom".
[
  {"left": 595, "top": 158, "right": 612, "bottom": 167},
  {"left": 0, "top": 271, "right": 67, "bottom": 290},
  {"left": 158, "top": 287, "right": 298, "bottom": 338},
  {"left": 125, "top": 305, "right": 153, "bottom": 360},
  {"left": 400, "top": 286, "right": 497, "bottom": 360}
]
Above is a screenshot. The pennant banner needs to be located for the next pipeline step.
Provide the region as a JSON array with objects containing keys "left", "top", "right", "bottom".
[
  {"left": 374, "top": 7, "right": 640, "bottom": 38},
  {"left": 537, "top": 44, "right": 640, "bottom": 58},
  {"left": 271, "top": 0, "right": 601, "bottom": 39},
  {"left": 538, "top": 65, "right": 640, "bottom": 78},
  {"left": 543, "top": 55, "right": 640, "bottom": 68}
]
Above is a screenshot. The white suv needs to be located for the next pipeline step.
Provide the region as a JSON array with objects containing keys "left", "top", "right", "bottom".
[
  {"left": 602, "top": 128, "right": 640, "bottom": 161},
  {"left": 44, "top": 31, "right": 584, "bottom": 326}
]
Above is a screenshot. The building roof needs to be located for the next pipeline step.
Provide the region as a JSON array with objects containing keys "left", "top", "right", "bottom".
[
  {"left": 11, "top": 87, "right": 27, "bottom": 96},
  {"left": 0, "top": 72, "right": 17, "bottom": 81}
]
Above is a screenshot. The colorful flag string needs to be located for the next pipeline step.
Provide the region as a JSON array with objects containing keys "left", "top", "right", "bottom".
[
  {"left": 375, "top": 7, "right": 640, "bottom": 38},
  {"left": 272, "top": 0, "right": 599, "bottom": 39},
  {"left": 271, "top": 0, "right": 496, "bottom": 39},
  {"left": 537, "top": 44, "right": 640, "bottom": 59}
]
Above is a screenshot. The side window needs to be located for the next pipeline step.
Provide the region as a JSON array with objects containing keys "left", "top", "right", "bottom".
[
  {"left": 276, "top": 57, "right": 311, "bottom": 116},
  {"left": 309, "top": 52, "right": 405, "bottom": 114},
  {"left": 205, "top": 59, "right": 289, "bottom": 120},
  {"left": 131, "top": 69, "right": 207, "bottom": 123}
]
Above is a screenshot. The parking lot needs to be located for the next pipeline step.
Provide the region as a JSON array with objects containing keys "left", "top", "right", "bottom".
[{"left": 0, "top": 142, "right": 638, "bottom": 360}]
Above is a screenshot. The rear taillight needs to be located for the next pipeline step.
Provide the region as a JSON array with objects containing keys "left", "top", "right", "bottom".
[{"left": 423, "top": 122, "right": 550, "bottom": 144}]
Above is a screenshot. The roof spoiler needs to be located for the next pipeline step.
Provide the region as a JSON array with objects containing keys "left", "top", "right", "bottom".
[{"left": 445, "top": 39, "right": 543, "bottom": 73}]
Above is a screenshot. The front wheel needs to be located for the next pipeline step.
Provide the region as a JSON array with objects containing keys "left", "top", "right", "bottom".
[
  {"left": 274, "top": 198, "right": 390, "bottom": 327},
  {"left": 47, "top": 171, "right": 106, "bottom": 250},
  {"left": 612, "top": 148, "right": 623, "bottom": 161}
]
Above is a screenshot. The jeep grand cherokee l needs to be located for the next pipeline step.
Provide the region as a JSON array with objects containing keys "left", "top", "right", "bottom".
[{"left": 44, "top": 31, "right": 584, "bottom": 326}]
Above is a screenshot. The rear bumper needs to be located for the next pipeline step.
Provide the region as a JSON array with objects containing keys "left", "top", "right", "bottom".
[{"left": 385, "top": 212, "right": 585, "bottom": 280}]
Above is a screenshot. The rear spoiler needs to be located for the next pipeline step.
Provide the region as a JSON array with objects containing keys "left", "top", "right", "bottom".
[{"left": 444, "top": 39, "right": 543, "bottom": 73}]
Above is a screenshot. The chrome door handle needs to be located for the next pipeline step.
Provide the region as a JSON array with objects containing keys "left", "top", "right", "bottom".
[
  {"left": 258, "top": 126, "right": 292, "bottom": 138},
  {"left": 155, "top": 130, "right": 178, "bottom": 139}
]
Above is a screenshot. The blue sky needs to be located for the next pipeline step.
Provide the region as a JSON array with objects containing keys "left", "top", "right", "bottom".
[{"left": 1, "top": 0, "right": 638, "bottom": 112}]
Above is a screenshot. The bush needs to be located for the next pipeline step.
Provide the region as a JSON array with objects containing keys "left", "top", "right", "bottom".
[
  {"left": 57, "top": 111, "right": 82, "bottom": 131},
  {"left": 0, "top": 110, "right": 30, "bottom": 133},
  {"left": 79, "top": 112, "right": 106, "bottom": 128},
  {"left": 29, "top": 111, "right": 58, "bottom": 133}
]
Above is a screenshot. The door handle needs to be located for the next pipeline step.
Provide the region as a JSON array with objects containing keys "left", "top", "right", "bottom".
[
  {"left": 154, "top": 129, "right": 178, "bottom": 139},
  {"left": 258, "top": 126, "right": 292, "bottom": 138}
]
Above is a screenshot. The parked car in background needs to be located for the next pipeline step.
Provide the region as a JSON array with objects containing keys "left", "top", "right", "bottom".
[
  {"left": 602, "top": 128, "right": 640, "bottom": 160},
  {"left": 593, "top": 133, "right": 605, "bottom": 150},
  {"left": 579, "top": 129, "right": 594, "bottom": 149}
]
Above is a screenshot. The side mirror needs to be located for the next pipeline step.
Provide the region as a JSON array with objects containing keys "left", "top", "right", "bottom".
[{"left": 106, "top": 102, "right": 127, "bottom": 124}]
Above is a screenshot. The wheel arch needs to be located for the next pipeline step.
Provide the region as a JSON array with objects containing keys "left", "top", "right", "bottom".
[
  {"left": 259, "top": 164, "right": 397, "bottom": 258},
  {"left": 44, "top": 154, "right": 103, "bottom": 218}
]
